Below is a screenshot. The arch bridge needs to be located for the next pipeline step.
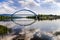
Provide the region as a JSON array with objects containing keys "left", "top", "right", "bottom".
[
  {"left": 11, "top": 9, "right": 37, "bottom": 19},
  {"left": 11, "top": 9, "right": 37, "bottom": 26}
]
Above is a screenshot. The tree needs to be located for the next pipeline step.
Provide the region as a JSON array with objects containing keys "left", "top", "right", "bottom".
[{"left": 0, "top": 25, "right": 11, "bottom": 38}]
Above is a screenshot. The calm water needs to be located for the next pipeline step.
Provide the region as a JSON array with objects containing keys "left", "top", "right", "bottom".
[{"left": 0, "top": 18, "right": 60, "bottom": 32}]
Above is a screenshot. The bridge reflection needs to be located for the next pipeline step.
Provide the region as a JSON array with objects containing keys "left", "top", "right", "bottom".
[{"left": 12, "top": 18, "right": 36, "bottom": 26}]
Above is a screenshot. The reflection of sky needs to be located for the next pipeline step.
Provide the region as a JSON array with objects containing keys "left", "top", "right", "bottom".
[
  {"left": 30, "top": 19, "right": 60, "bottom": 32},
  {"left": 0, "top": 0, "right": 60, "bottom": 15}
]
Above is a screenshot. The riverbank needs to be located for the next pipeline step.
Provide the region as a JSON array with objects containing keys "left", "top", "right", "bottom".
[
  {"left": 26, "top": 14, "right": 60, "bottom": 20},
  {"left": 1, "top": 14, "right": 60, "bottom": 21},
  {"left": 0, "top": 25, "right": 12, "bottom": 36}
]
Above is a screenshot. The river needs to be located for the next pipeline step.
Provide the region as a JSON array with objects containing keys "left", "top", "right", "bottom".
[
  {"left": 0, "top": 18, "right": 60, "bottom": 32},
  {"left": 0, "top": 18, "right": 60, "bottom": 40}
]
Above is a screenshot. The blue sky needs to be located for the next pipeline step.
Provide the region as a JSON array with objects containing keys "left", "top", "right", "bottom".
[
  {"left": 0, "top": 0, "right": 60, "bottom": 15},
  {"left": 0, "top": 0, "right": 5, "bottom": 2}
]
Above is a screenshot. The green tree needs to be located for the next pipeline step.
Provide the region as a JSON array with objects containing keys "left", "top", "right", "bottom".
[{"left": 0, "top": 25, "right": 11, "bottom": 37}]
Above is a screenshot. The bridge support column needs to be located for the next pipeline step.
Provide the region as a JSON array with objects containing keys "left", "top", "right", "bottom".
[{"left": 36, "top": 16, "right": 37, "bottom": 20}]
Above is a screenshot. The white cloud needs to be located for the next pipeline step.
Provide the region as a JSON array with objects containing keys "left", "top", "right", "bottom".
[
  {"left": 0, "top": 2, "right": 16, "bottom": 14},
  {"left": 18, "top": 0, "right": 40, "bottom": 7},
  {"left": 53, "top": 0, "right": 60, "bottom": 7},
  {"left": 8, "top": 0, "right": 14, "bottom": 3},
  {"left": 45, "top": 0, "right": 54, "bottom": 2},
  {"left": 0, "top": 0, "right": 60, "bottom": 15},
  {"left": 0, "top": 7, "right": 7, "bottom": 14},
  {"left": 3, "top": 3, "right": 14, "bottom": 10},
  {"left": 25, "top": 0, "right": 34, "bottom": 2},
  {"left": 55, "top": 0, "right": 60, "bottom": 3}
]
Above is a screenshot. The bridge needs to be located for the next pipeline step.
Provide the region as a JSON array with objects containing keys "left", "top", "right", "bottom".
[
  {"left": 11, "top": 9, "right": 37, "bottom": 26},
  {"left": 11, "top": 9, "right": 37, "bottom": 19}
]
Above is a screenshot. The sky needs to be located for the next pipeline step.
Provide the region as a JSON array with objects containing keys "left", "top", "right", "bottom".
[{"left": 0, "top": 0, "right": 60, "bottom": 15}]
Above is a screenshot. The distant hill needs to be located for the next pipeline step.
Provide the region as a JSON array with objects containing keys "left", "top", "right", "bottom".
[
  {"left": 0, "top": 14, "right": 12, "bottom": 16},
  {"left": 0, "top": 14, "right": 34, "bottom": 17}
]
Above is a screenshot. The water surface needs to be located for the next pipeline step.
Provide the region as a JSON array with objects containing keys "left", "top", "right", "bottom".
[{"left": 0, "top": 18, "right": 60, "bottom": 32}]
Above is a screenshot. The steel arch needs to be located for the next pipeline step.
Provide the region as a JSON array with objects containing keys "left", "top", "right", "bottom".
[{"left": 11, "top": 9, "right": 37, "bottom": 17}]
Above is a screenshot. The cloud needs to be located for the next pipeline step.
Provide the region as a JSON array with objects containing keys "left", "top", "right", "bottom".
[
  {"left": 44, "top": 0, "right": 54, "bottom": 2},
  {"left": 0, "top": 2, "right": 16, "bottom": 14},
  {"left": 40, "top": 2, "right": 58, "bottom": 11},
  {"left": 34, "top": 0, "right": 40, "bottom": 3},
  {"left": 55, "top": 0, "right": 60, "bottom": 3},
  {"left": 0, "top": 0, "right": 40, "bottom": 14},
  {"left": 0, "top": 0, "right": 60, "bottom": 15},
  {"left": 33, "top": 0, "right": 60, "bottom": 14},
  {"left": 0, "top": 0, "right": 25, "bottom": 14}
]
